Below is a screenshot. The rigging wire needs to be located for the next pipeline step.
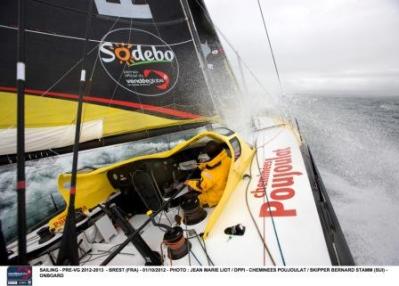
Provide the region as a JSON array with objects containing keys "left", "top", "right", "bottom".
[
  {"left": 105, "top": 16, "right": 136, "bottom": 111},
  {"left": 89, "top": 17, "right": 121, "bottom": 81},
  {"left": 256, "top": 0, "right": 284, "bottom": 97},
  {"left": 145, "top": 0, "right": 179, "bottom": 122},
  {"left": 0, "top": 24, "right": 102, "bottom": 43},
  {"left": 0, "top": 24, "right": 193, "bottom": 47},
  {"left": 37, "top": 14, "right": 121, "bottom": 97}
]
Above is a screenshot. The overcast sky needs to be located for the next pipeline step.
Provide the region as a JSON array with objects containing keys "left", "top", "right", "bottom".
[{"left": 204, "top": 0, "right": 399, "bottom": 96}]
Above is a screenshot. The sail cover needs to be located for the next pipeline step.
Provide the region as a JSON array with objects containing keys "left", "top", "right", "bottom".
[{"left": 0, "top": 0, "right": 221, "bottom": 163}]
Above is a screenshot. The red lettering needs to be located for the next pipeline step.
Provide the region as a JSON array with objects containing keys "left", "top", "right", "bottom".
[
  {"left": 272, "top": 176, "right": 294, "bottom": 188},
  {"left": 270, "top": 188, "right": 295, "bottom": 200},
  {"left": 274, "top": 165, "right": 293, "bottom": 173},
  {"left": 274, "top": 171, "right": 303, "bottom": 177},
  {"left": 273, "top": 147, "right": 290, "bottom": 157},
  {"left": 251, "top": 188, "right": 266, "bottom": 198},
  {"left": 259, "top": 201, "right": 297, "bottom": 217},
  {"left": 252, "top": 159, "right": 272, "bottom": 198},
  {"left": 256, "top": 147, "right": 302, "bottom": 218},
  {"left": 275, "top": 158, "right": 292, "bottom": 165}
]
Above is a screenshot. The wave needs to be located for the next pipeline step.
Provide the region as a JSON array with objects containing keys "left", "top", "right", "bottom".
[
  {"left": 288, "top": 95, "right": 399, "bottom": 265},
  {"left": 379, "top": 103, "right": 399, "bottom": 112}
]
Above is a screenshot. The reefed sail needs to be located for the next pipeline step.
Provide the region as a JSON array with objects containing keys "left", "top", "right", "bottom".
[{"left": 0, "top": 0, "right": 227, "bottom": 163}]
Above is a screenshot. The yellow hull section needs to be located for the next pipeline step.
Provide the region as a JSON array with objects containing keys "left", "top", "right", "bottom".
[{"left": 49, "top": 130, "right": 255, "bottom": 238}]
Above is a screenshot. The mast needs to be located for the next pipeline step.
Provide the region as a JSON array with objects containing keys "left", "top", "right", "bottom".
[
  {"left": 56, "top": 0, "right": 94, "bottom": 265},
  {"left": 16, "top": 0, "right": 27, "bottom": 265}
]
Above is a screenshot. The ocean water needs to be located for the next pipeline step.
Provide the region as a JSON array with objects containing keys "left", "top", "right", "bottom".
[
  {"left": 287, "top": 95, "right": 399, "bottom": 265},
  {"left": 1, "top": 95, "right": 399, "bottom": 265},
  {"left": 0, "top": 128, "right": 204, "bottom": 242}
]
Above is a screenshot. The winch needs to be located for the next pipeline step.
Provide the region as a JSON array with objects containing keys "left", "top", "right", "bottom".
[{"left": 163, "top": 226, "right": 190, "bottom": 260}]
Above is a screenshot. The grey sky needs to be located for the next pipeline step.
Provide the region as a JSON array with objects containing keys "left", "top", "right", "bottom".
[{"left": 205, "top": 0, "right": 399, "bottom": 96}]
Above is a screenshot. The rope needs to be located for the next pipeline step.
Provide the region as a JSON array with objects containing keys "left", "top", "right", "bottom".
[
  {"left": 185, "top": 223, "right": 192, "bottom": 266},
  {"left": 193, "top": 230, "right": 214, "bottom": 266},
  {"left": 244, "top": 154, "right": 276, "bottom": 266},
  {"left": 189, "top": 250, "right": 202, "bottom": 265}
]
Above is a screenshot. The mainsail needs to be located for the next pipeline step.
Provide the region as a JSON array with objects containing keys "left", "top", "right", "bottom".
[{"left": 0, "top": 0, "right": 235, "bottom": 164}]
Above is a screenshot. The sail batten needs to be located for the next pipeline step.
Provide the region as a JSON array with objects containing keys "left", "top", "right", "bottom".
[{"left": 0, "top": 87, "right": 202, "bottom": 121}]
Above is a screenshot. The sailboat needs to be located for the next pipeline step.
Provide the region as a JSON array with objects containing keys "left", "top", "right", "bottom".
[{"left": 0, "top": 0, "right": 354, "bottom": 266}]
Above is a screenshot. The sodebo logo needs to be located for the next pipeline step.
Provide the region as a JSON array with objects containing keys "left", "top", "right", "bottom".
[
  {"left": 99, "top": 28, "right": 179, "bottom": 96},
  {"left": 100, "top": 43, "right": 175, "bottom": 65}
]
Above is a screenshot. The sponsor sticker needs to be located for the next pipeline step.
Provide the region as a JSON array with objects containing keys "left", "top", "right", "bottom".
[{"left": 99, "top": 28, "right": 179, "bottom": 96}]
